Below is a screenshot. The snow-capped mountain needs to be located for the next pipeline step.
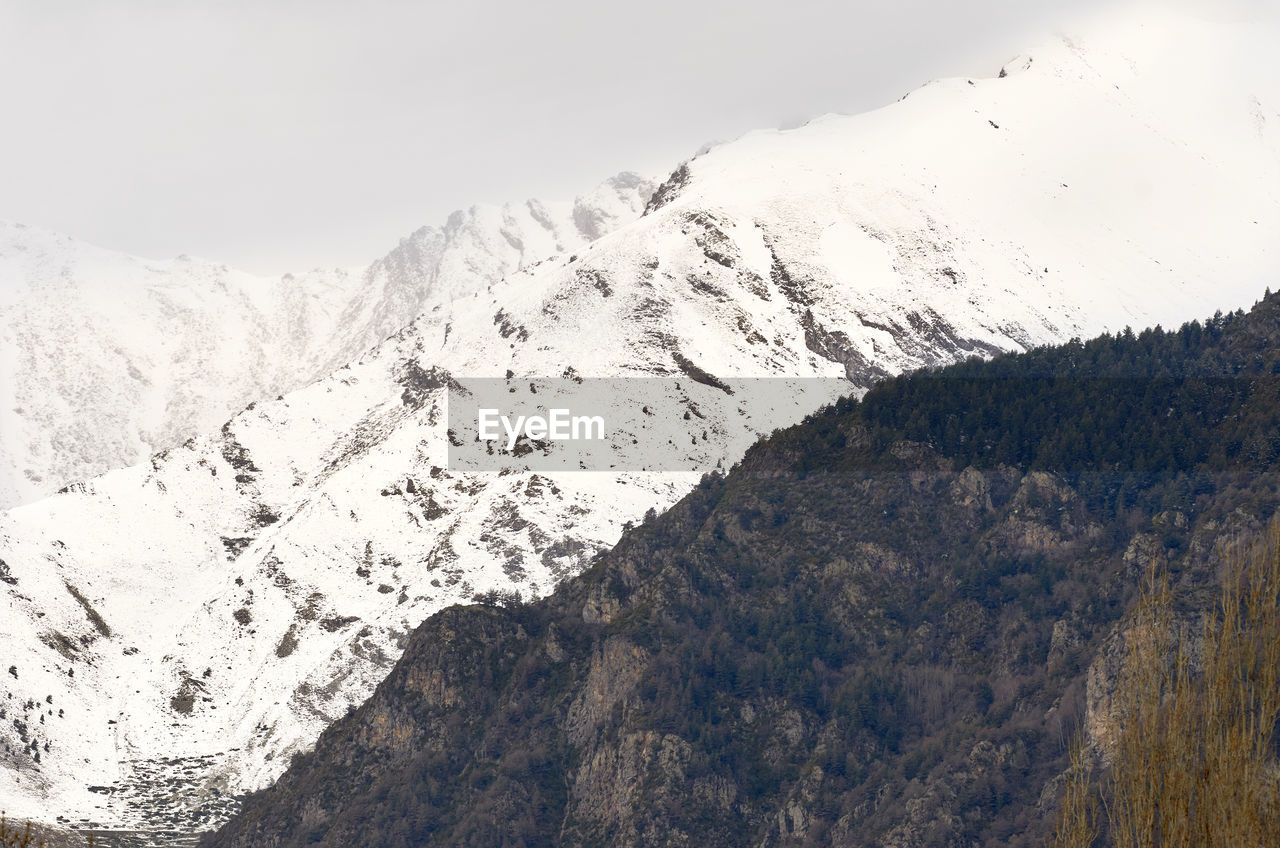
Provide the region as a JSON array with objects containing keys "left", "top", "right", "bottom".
[
  {"left": 0, "top": 173, "right": 655, "bottom": 509},
  {"left": 3, "top": 5, "right": 1280, "bottom": 835}
]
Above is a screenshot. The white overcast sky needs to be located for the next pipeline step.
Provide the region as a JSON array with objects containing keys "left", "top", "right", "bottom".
[{"left": 0, "top": 0, "right": 1257, "bottom": 274}]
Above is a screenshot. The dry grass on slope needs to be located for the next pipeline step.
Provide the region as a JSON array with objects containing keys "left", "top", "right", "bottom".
[{"left": 0, "top": 812, "right": 96, "bottom": 847}]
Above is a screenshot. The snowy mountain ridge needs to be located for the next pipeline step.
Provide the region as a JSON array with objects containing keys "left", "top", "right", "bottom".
[
  {"left": 2, "top": 5, "right": 1280, "bottom": 835},
  {"left": 0, "top": 172, "right": 655, "bottom": 509}
]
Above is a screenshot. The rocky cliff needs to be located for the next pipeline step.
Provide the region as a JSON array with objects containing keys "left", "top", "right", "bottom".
[{"left": 207, "top": 292, "right": 1280, "bottom": 847}]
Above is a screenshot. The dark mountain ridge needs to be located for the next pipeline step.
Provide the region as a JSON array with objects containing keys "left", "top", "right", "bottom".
[{"left": 207, "top": 291, "right": 1280, "bottom": 847}]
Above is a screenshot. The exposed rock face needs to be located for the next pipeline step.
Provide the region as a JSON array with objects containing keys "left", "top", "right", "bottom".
[
  {"left": 207, "top": 291, "right": 1280, "bottom": 847},
  {"left": 7, "top": 7, "right": 1280, "bottom": 834},
  {"left": 208, "top": 459, "right": 1280, "bottom": 847}
]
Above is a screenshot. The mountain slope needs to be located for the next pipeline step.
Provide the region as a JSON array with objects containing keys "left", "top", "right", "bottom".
[
  {"left": 3, "top": 6, "right": 1280, "bottom": 834},
  {"left": 0, "top": 173, "right": 654, "bottom": 508},
  {"left": 206, "top": 292, "right": 1280, "bottom": 848}
]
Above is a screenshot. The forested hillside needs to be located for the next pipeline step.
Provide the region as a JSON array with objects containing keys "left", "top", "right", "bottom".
[{"left": 208, "top": 291, "right": 1280, "bottom": 847}]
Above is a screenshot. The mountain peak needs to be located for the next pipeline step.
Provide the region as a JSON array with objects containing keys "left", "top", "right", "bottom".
[
  {"left": 0, "top": 172, "right": 653, "bottom": 509},
  {"left": 4, "top": 8, "right": 1280, "bottom": 835}
]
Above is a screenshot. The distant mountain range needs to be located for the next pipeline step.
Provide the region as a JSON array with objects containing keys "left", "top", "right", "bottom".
[
  {"left": 2, "top": 5, "right": 1280, "bottom": 837},
  {"left": 0, "top": 172, "right": 655, "bottom": 508}
]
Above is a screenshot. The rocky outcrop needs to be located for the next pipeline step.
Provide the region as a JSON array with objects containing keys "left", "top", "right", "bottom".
[{"left": 208, "top": 292, "right": 1280, "bottom": 847}]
